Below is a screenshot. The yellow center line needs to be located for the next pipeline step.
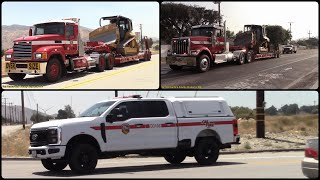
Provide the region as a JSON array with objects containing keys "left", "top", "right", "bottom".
[{"left": 61, "top": 60, "right": 157, "bottom": 89}]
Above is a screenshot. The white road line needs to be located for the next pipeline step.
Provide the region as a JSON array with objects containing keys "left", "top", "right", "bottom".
[{"left": 284, "top": 66, "right": 318, "bottom": 89}]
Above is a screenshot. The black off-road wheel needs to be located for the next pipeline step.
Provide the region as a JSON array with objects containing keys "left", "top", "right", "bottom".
[
  {"left": 45, "top": 58, "right": 62, "bottom": 82},
  {"left": 69, "top": 144, "right": 98, "bottom": 174},
  {"left": 194, "top": 138, "right": 220, "bottom": 165},
  {"left": 8, "top": 73, "right": 26, "bottom": 81},
  {"left": 41, "top": 159, "right": 68, "bottom": 171},
  {"left": 164, "top": 152, "right": 186, "bottom": 164}
]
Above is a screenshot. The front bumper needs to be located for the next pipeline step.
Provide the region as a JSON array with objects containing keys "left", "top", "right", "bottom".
[
  {"left": 166, "top": 56, "right": 197, "bottom": 66},
  {"left": 302, "top": 157, "right": 319, "bottom": 178},
  {"left": 5, "top": 61, "right": 47, "bottom": 75},
  {"left": 28, "top": 145, "right": 66, "bottom": 159}
]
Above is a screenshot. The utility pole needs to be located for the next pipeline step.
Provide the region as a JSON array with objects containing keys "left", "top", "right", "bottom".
[
  {"left": 256, "top": 91, "right": 265, "bottom": 138},
  {"left": 308, "top": 30, "right": 312, "bottom": 39},
  {"left": 3, "top": 97, "right": 8, "bottom": 125},
  {"left": 9, "top": 103, "right": 12, "bottom": 125},
  {"left": 288, "top": 22, "right": 294, "bottom": 42},
  {"left": 21, "top": 91, "right": 26, "bottom": 129},
  {"left": 37, "top": 103, "right": 39, "bottom": 123},
  {"left": 15, "top": 105, "right": 17, "bottom": 124},
  {"left": 140, "top": 24, "right": 143, "bottom": 50},
  {"left": 214, "top": 1, "right": 221, "bottom": 25},
  {"left": 115, "top": 90, "right": 118, "bottom": 97}
]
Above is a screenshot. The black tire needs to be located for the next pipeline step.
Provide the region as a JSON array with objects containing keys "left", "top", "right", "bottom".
[
  {"left": 105, "top": 53, "right": 115, "bottom": 70},
  {"left": 41, "top": 159, "right": 68, "bottom": 171},
  {"left": 194, "top": 138, "right": 220, "bottom": 165},
  {"left": 96, "top": 54, "right": 107, "bottom": 72},
  {"left": 196, "top": 54, "right": 210, "bottom": 73},
  {"left": 164, "top": 152, "right": 186, "bottom": 164},
  {"left": 237, "top": 52, "right": 245, "bottom": 65},
  {"left": 44, "top": 58, "right": 62, "bottom": 82},
  {"left": 169, "top": 65, "right": 183, "bottom": 71},
  {"left": 8, "top": 73, "right": 26, "bottom": 81},
  {"left": 245, "top": 50, "right": 254, "bottom": 63},
  {"left": 69, "top": 144, "right": 98, "bottom": 174}
]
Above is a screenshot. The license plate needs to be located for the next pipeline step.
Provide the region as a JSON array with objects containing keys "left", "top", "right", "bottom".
[
  {"left": 31, "top": 150, "right": 37, "bottom": 157},
  {"left": 6, "top": 62, "right": 16, "bottom": 70},
  {"left": 28, "top": 62, "right": 40, "bottom": 70}
]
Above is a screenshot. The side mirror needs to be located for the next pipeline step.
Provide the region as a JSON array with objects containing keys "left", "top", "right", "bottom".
[{"left": 29, "top": 28, "right": 32, "bottom": 36}]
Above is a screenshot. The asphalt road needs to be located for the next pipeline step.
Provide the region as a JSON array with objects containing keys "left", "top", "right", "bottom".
[
  {"left": 1, "top": 54, "right": 159, "bottom": 89},
  {"left": 1, "top": 151, "right": 306, "bottom": 178},
  {"left": 161, "top": 49, "right": 318, "bottom": 89}
]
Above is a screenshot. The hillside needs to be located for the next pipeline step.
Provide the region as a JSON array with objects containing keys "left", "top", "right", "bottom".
[{"left": 1, "top": 24, "right": 92, "bottom": 50}]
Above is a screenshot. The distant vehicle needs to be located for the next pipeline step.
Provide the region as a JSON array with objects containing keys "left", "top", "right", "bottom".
[
  {"left": 282, "top": 44, "right": 297, "bottom": 54},
  {"left": 301, "top": 137, "right": 318, "bottom": 179}
]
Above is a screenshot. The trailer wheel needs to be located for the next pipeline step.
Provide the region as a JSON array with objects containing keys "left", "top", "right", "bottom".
[
  {"left": 237, "top": 52, "right": 245, "bottom": 65},
  {"left": 164, "top": 152, "right": 186, "bottom": 164},
  {"left": 8, "top": 73, "right": 26, "bottom": 81},
  {"left": 245, "top": 50, "right": 254, "bottom": 63},
  {"left": 96, "top": 54, "right": 107, "bottom": 72},
  {"left": 196, "top": 54, "right": 210, "bottom": 73},
  {"left": 69, "top": 144, "right": 98, "bottom": 174},
  {"left": 105, "top": 53, "right": 114, "bottom": 70},
  {"left": 41, "top": 159, "right": 68, "bottom": 171},
  {"left": 169, "top": 65, "right": 183, "bottom": 71},
  {"left": 45, "top": 58, "right": 62, "bottom": 82},
  {"left": 194, "top": 138, "right": 220, "bottom": 165}
]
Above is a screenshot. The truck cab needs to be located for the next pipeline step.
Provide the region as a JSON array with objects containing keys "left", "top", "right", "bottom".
[{"left": 28, "top": 96, "right": 240, "bottom": 174}]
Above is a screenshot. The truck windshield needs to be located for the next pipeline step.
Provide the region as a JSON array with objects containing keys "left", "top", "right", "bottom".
[
  {"left": 79, "top": 101, "right": 116, "bottom": 117},
  {"left": 191, "top": 28, "right": 214, "bottom": 37},
  {"left": 34, "top": 23, "right": 65, "bottom": 35}
]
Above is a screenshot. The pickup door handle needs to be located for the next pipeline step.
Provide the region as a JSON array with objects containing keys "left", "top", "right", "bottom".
[
  {"left": 135, "top": 124, "right": 143, "bottom": 127},
  {"left": 165, "top": 122, "right": 174, "bottom": 125}
]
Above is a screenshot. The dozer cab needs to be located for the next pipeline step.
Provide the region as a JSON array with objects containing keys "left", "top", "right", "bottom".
[{"left": 89, "top": 15, "right": 140, "bottom": 56}]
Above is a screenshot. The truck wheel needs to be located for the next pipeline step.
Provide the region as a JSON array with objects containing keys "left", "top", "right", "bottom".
[
  {"left": 169, "top": 65, "right": 183, "bottom": 71},
  {"left": 8, "top": 73, "right": 26, "bottom": 81},
  {"left": 41, "top": 159, "right": 68, "bottom": 171},
  {"left": 196, "top": 54, "right": 210, "bottom": 73},
  {"left": 237, "top": 52, "right": 245, "bottom": 65},
  {"left": 96, "top": 54, "right": 106, "bottom": 72},
  {"left": 194, "top": 138, "right": 220, "bottom": 165},
  {"left": 164, "top": 152, "right": 186, "bottom": 164},
  {"left": 245, "top": 50, "right": 254, "bottom": 63},
  {"left": 69, "top": 144, "right": 98, "bottom": 174},
  {"left": 105, "top": 53, "right": 114, "bottom": 70},
  {"left": 45, "top": 58, "right": 62, "bottom": 82}
]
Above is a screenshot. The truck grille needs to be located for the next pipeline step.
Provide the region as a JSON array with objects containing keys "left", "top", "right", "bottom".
[
  {"left": 172, "top": 38, "right": 190, "bottom": 55},
  {"left": 30, "top": 129, "right": 48, "bottom": 147},
  {"left": 13, "top": 42, "right": 32, "bottom": 60}
]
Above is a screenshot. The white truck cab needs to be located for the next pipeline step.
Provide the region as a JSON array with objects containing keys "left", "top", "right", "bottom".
[{"left": 29, "top": 96, "right": 240, "bottom": 174}]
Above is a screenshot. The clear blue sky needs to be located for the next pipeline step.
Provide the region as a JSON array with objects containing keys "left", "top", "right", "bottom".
[
  {"left": 1, "top": 2, "right": 159, "bottom": 38},
  {"left": 1, "top": 91, "right": 318, "bottom": 116}
]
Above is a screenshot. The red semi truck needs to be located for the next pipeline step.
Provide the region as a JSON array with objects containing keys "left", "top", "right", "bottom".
[
  {"left": 4, "top": 16, "right": 151, "bottom": 82},
  {"left": 166, "top": 21, "right": 280, "bottom": 72}
]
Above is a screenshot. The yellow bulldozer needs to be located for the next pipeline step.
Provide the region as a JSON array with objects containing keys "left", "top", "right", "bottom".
[{"left": 89, "top": 15, "right": 140, "bottom": 56}]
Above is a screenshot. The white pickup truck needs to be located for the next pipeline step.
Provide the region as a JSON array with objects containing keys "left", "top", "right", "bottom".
[{"left": 28, "top": 96, "right": 240, "bottom": 174}]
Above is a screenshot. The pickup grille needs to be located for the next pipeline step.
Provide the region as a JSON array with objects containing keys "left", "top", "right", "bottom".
[
  {"left": 30, "top": 129, "right": 48, "bottom": 147},
  {"left": 172, "top": 38, "right": 190, "bottom": 55},
  {"left": 13, "top": 42, "right": 32, "bottom": 60}
]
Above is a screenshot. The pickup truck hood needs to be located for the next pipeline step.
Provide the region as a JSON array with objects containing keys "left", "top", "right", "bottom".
[{"left": 31, "top": 117, "right": 96, "bottom": 129}]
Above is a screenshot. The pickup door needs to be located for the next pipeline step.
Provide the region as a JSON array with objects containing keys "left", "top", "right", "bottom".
[{"left": 104, "top": 100, "right": 178, "bottom": 151}]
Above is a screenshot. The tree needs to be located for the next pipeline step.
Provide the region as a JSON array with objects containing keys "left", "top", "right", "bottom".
[
  {"left": 1, "top": 49, "right": 4, "bottom": 57},
  {"left": 226, "top": 30, "right": 235, "bottom": 38},
  {"left": 265, "top": 25, "right": 291, "bottom": 45},
  {"left": 30, "top": 112, "right": 52, "bottom": 124},
  {"left": 147, "top": 38, "right": 154, "bottom": 48},
  {"left": 231, "top": 106, "right": 255, "bottom": 119},
  {"left": 280, "top": 104, "right": 299, "bottom": 115},
  {"left": 265, "top": 105, "right": 278, "bottom": 116},
  {"left": 154, "top": 44, "right": 159, "bottom": 50},
  {"left": 161, "top": 3, "right": 222, "bottom": 44},
  {"left": 56, "top": 105, "right": 75, "bottom": 119}
]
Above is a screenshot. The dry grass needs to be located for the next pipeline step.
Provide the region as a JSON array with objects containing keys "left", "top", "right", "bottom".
[
  {"left": 2, "top": 126, "right": 30, "bottom": 157},
  {"left": 239, "top": 115, "right": 318, "bottom": 136}
]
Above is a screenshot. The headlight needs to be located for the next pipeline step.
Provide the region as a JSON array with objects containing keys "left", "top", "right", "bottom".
[
  {"left": 167, "top": 50, "right": 172, "bottom": 55},
  {"left": 47, "top": 127, "right": 61, "bottom": 145},
  {"left": 35, "top": 53, "right": 42, "bottom": 59},
  {"left": 5, "top": 54, "right": 12, "bottom": 59}
]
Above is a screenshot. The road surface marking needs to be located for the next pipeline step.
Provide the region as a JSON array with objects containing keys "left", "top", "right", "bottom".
[
  {"left": 284, "top": 66, "right": 318, "bottom": 89},
  {"left": 61, "top": 60, "right": 156, "bottom": 89}
]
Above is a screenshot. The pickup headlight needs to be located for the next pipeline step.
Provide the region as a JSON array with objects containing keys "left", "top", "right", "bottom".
[
  {"left": 5, "top": 54, "right": 12, "bottom": 59},
  {"left": 47, "top": 127, "right": 61, "bottom": 145}
]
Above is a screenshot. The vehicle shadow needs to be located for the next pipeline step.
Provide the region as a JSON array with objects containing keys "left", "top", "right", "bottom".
[{"left": 32, "top": 161, "right": 246, "bottom": 177}]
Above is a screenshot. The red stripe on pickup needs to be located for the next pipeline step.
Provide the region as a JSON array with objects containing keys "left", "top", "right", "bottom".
[{"left": 90, "top": 120, "right": 233, "bottom": 130}]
